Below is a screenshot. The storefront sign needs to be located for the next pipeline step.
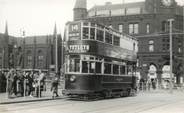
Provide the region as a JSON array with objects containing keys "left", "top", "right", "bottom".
[{"left": 68, "top": 45, "right": 90, "bottom": 53}]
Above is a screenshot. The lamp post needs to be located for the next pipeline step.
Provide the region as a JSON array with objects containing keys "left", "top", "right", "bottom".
[{"left": 168, "top": 19, "right": 174, "bottom": 93}]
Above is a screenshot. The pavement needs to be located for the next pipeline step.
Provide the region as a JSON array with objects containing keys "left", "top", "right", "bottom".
[
  {"left": 1, "top": 88, "right": 183, "bottom": 104},
  {"left": 0, "top": 88, "right": 65, "bottom": 104},
  {"left": 0, "top": 80, "right": 65, "bottom": 104}
]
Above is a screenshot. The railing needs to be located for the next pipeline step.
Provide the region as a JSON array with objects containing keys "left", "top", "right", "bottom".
[{"left": 3, "top": 79, "right": 64, "bottom": 99}]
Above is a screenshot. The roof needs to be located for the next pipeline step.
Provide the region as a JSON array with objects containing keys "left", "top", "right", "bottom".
[
  {"left": 16, "top": 35, "right": 53, "bottom": 45},
  {"left": 74, "top": 0, "right": 87, "bottom": 9},
  {"left": 89, "top": 2, "right": 145, "bottom": 11}
]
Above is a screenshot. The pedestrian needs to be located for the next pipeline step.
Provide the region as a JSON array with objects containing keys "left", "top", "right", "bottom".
[
  {"left": 36, "top": 70, "right": 45, "bottom": 97},
  {"left": 12, "top": 70, "right": 18, "bottom": 96},
  {"left": 7, "top": 69, "right": 14, "bottom": 98},
  {"left": 19, "top": 71, "right": 25, "bottom": 97},
  {"left": 0, "top": 70, "right": 3, "bottom": 93},
  {"left": 51, "top": 75, "right": 59, "bottom": 99},
  {"left": 27, "top": 72, "right": 34, "bottom": 97},
  {"left": 152, "top": 79, "right": 156, "bottom": 90},
  {"left": 1, "top": 71, "right": 7, "bottom": 93}
]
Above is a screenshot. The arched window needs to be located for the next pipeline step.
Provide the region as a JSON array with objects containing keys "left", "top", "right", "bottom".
[
  {"left": 27, "top": 50, "right": 32, "bottom": 67},
  {"left": 37, "top": 50, "right": 44, "bottom": 68}
]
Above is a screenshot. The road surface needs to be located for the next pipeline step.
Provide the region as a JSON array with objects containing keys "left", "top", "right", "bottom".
[{"left": 0, "top": 90, "right": 184, "bottom": 113}]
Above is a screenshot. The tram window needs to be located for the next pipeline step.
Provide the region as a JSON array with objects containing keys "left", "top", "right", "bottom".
[
  {"left": 83, "top": 27, "right": 89, "bottom": 39},
  {"left": 105, "top": 32, "right": 112, "bottom": 44},
  {"left": 69, "top": 59, "right": 80, "bottom": 72},
  {"left": 91, "top": 23, "right": 96, "bottom": 27},
  {"left": 83, "top": 22, "right": 89, "bottom": 26},
  {"left": 120, "top": 65, "right": 126, "bottom": 75},
  {"left": 113, "top": 64, "right": 119, "bottom": 75},
  {"left": 97, "top": 29, "right": 104, "bottom": 41},
  {"left": 89, "top": 62, "right": 95, "bottom": 73},
  {"left": 128, "top": 66, "right": 133, "bottom": 75},
  {"left": 104, "top": 63, "right": 112, "bottom": 74},
  {"left": 96, "top": 62, "right": 102, "bottom": 74},
  {"left": 82, "top": 61, "right": 88, "bottom": 73},
  {"left": 90, "top": 28, "right": 95, "bottom": 40},
  {"left": 113, "top": 35, "right": 120, "bottom": 46}
]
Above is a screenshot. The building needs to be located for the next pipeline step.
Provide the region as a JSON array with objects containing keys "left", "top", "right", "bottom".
[
  {"left": 0, "top": 23, "right": 63, "bottom": 74},
  {"left": 73, "top": 0, "right": 184, "bottom": 85}
]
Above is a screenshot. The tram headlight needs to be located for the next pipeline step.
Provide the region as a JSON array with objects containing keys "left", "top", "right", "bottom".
[{"left": 70, "top": 75, "right": 76, "bottom": 82}]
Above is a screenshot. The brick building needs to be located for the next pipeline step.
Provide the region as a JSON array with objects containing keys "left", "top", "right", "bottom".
[
  {"left": 73, "top": 0, "right": 184, "bottom": 85},
  {"left": 0, "top": 24, "right": 63, "bottom": 73}
]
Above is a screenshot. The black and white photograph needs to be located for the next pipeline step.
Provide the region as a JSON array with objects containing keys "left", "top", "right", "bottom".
[{"left": 0, "top": 0, "right": 184, "bottom": 113}]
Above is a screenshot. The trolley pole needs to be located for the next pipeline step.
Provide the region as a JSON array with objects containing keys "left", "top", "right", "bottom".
[{"left": 168, "top": 19, "right": 174, "bottom": 93}]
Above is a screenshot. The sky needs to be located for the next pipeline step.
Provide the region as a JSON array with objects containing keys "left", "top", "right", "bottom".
[{"left": 0, "top": 0, "right": 184, "bottom": 37}]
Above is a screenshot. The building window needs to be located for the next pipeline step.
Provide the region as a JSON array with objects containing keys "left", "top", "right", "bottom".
[
  {"left": 149, "top": 40, "right": 154, "bottom": 52},
  {"left": 27, "top": 50, "right": 32, "bottom": 67},
  {"left": 118, "top": 24, "right": 123, "bottom": 33},
  {"left": 162, "top": 21, "right": 168, "bottom": 32},
  {"left": 27, "top": 56, "right": 32, "bottom": 67},
  {"left": 146, "top": 24, "right": 150, "bottom": 34},
  {"left": 129, "top": 23, "right": 139, "bottom": 34},
  {"left": 178, "top": 48, "right": 181, "bottom": 53},
  {"left": 37, "top": 50, "right": 44, "bottom": 67},
  {"left": 38, "top": 55, "right": 44, "bottom": 67}
]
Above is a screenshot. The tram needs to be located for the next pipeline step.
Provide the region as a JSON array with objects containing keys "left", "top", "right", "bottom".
[{"left": 62, "top": 20, "right": 138, "bottom": 99}]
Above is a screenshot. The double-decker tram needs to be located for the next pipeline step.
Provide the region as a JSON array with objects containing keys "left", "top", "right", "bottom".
[{"left": 63, "top": 20, "right": 138, "bottom": 100}]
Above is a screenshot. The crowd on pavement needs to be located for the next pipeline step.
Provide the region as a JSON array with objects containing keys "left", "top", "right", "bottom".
[{"left": 0, "top": 69, "right": 60, "bottom": 99}]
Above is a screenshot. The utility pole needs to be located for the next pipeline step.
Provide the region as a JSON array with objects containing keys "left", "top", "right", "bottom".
[
  {"left": 54, "top": 24, "right": 58, "bottom": 74},
  {"left": 168, "top": 19, "right": 174, "bottom": 93},
  {"left": 22, "top": 30, "right": 25, "bottom": 69}
]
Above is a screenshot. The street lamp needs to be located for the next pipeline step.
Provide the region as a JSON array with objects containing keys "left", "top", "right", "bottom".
[{"left": 168, "top": 19, "right": 174, "bottom": 93}]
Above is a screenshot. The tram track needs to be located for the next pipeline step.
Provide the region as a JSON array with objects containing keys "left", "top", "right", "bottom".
[
  {"left": 0, "top": 97, "right": 84, "bottom": 112},
  {"left": 1, "top": 92, "right": 184, "bottom": 113},
  {"left": 79, "top": 97, "right": 184, "bottom": 113}
]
